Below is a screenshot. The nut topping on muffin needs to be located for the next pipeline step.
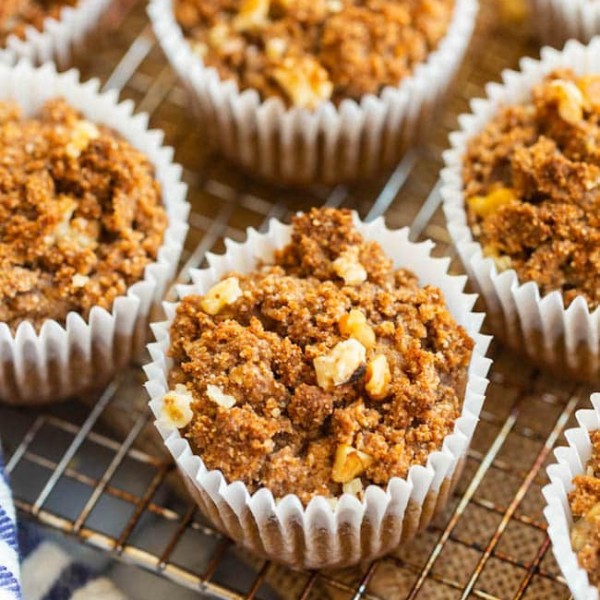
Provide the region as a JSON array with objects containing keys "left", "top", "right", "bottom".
[
  {"left": 167, "top": 208, "right": 473, "bottom": 503},
  {"left": 463, "top": 69, "right": 600, "bottom": 310}
]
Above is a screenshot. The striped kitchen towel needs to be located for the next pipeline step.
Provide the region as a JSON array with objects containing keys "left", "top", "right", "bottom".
[{"left": 0, "top": 450, "right": 125, "bottom": 600}]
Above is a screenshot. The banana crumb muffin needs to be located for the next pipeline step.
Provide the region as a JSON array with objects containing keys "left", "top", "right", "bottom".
[
  {"left": 160, "top": 208, "right": 473, "bottom": 504},
  {"left": 0, "top": 98, "right": 167, "bottom": 331},
  {"left": 173, "top": 0, "right": 456, "bottom": 109},
  {"left": 463, "top": 69, "right": 600, "bottom": 310},
  {"left": 0, "top": 0, "right": 77, "bottom": 45},
  {"left": 569, "top": 430, "right": 600, "bottom": 588}
]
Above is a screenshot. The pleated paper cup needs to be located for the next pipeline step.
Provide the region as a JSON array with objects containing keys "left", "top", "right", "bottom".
[
  {"left": 441, "top": 39, "right": 600, "bottom": 384},
  {"left": 0, "top": 60, "right": 190, "bottom": 406},
  {"left": 528, "top": 0, "right": 600, "bottom": 47},
  {"left": 543, "top": 392, "right": 600, "bottom": 600},
  {"left": 144, "top": 214, "right": 492, "bottom": 569},
  {"left": 147, "top": 0, "right": 478, "bottom": 185},
  {"left": 1, "top": 0, "right": 112, "bottom": 69}
]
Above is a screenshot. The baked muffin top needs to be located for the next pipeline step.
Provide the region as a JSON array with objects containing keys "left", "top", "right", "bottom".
[
  {"left": 463, "top": 69, "right": 600, "bottom": 311},
  {"left": 174, "top": 0, "right": 455, "bottom": 109},
  {"left": 0, "top": 98, "right": 167, "bottom": 331},
  {"left": 161, "top": 208, "right": 473, "bottom": 504},
  {"left": 0, "top": 0, "right": 77, "bottom": 45},
  {"left": 569, "top": 430, "right": 600, "bottom": 588}
]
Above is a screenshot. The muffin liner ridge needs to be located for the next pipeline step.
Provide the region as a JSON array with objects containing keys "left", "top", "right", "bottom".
[
  {"left": 441, "top": 39, "right": 600, "bottom": 384},
  {"left": 147, "top": 0, "right": 478, "bottom": 185},
  {"left": 0, "top": 60, "right": 190, "bottom": 406},
  {"left": 543, "top": 392, "right": 600, "bottom": 600},
  {"left": 1, "top": 0, "right": 112, "bottom": 68},
  {"left": 528, "top": 0, "right": 600, "bottom": 47},
  {"left": 144, "top": 215, "right": 492, "bottom": 569}
]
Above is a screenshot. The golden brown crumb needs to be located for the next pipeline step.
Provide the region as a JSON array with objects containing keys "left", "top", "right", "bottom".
[
  {"left": 463, "top": 69, "right": 600, "bottom": 310},
  {"left": 0, "top": 98, "right": 167, "bottom": 330},
  {"left": 166, "top": 207, "right": 473, "bottom": 504},
  {"left": 0, "top": 0, "right": 77, "bottom": 45},
  {"left": 173, "top": 0, "right": 455, "bottom": 107},
  {"left": 569, "top": 431, "right": 600, "bottom": 588}
]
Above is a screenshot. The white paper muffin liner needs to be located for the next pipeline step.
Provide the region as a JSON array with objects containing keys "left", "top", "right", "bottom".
[
  {"left": 0, "top": 60, "right": 190, "bottom": 406},
  {"left": 0, "top": 0, "right": 111, "bottom": 68},
  {"left": 441, "top": 39, "right": 600, "bottom": 384},
  {"left": 147, "top": 0, "right": 477, "bottom": 185},
  {"left": 543, "top": 392, "right": 600, "bottom": 600},
  {"left": 528, "top": 0, "right": 600, "bottom": 47},
  {"left": 144, "top": 214, "right": 492, "bottom": 569}
]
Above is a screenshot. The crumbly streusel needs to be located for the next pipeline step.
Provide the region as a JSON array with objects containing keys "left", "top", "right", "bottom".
[
  {"left": 0, "top": 0, "right": 77, "bottom": 45},
  {"left": 173, "top": 0, "right": 455, "bottom": 108},
  {"left": 463, "top": 69, "right": 600, "bottom": 310},
  {"left": 0, "top": 98, "right": 167, "bottom": 331},
  {"left": 569, "top": 431, "right": 600, "bottom": 588},
  {"left": 165, "top": 208, "right": 473, "bottom": 504}
]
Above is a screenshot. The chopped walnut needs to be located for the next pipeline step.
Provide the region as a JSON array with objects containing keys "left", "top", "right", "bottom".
[
  {"left": 272, "top": 56, "right": 333, "bottom": 110},
  {"left": 467, "top": 187, "right": 517, "bottom": 218},
  {"left": 234, "top": 0, "right": 270, "bottom": 31},
  {"left": 338, "top": 309, "right": 375, "bottom": 349},
  {"left": 65, "top": 120, "right": 100, "bottom": 159},
  {"left": 71, "top": 274, "right": 89, "bottom": 288},
  {"left": 333, "top": 246, "right": 367, "bottom": 285},
  {"left": 549, "top": 79, "right": 585, "bottom": 124},
  {"left": 342, "top": 477, "right": 363, "bottom": 496},
  {"left": 160, "top": 384, "right": 195, "bottom": 428},
  {"left": 577, "top": 75, "right": 600, "bottom": 111},
  {"left": 201, "top": 276, "right": 242, "bottom": 315},
  {"left": 314, "top": 338, "right": 366, "bottom": 390},
  {"left": 332, "top": 444, "right": 373, "bottom": 483},
  {"left": 206, "top": 384, "right": 237, "bottom": 409},
  {"left": 365, "top": 354, "right": 391, "bottom": 400}
]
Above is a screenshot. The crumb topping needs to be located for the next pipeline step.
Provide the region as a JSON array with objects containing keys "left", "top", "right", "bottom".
[
  {"left": 166, "top": 207, "right": 473, "bottom": 504},
  {"left": 463, "top": 69, "right": 600, "bottom": 310},
  {"left": 0, "top": 0, "right": 77, "bottom": 45},
  {"left": 569, "top": 431, "right": 600, "bottom": 588},
  {"left": 173, "top": 0, "right": 455, "bottom": 108},
  {"left": 0, "top": 98, "right": 167, "bottom": 330}
]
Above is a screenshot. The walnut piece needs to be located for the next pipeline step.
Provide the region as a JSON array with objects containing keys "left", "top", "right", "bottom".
[
  {"left": 338, "top": 309, "right": 375, "bottom": 349},
  {"left": 332, "top": 444, "right": 373, "bottom": 483},
  {"left": 272, "top": 56, "right": 333, "bottom": 110},
  {"left": 333, "top": 246, "right": 367, "bottom": 285},
  {"left": 201, "top": 276, "right": 242, "bottom": 315},
  {"left": 314, "top": 338, "right": 366, "bottom": 390},
  {"left": 549, "top": 79, "right": 585, "bottom": 124},
  {"left": 65, "top": 120, "right": 100, "bottom": 159},
  {"left": 342, "top": 477, "right": 363, "bottom": 496},
  {"left": 467, "top": 187, "right": 516, "bottom": 218},
  {"left": 365, "top": 354, "right": 391, "bottom": 400},
  {"left": 160, "top": 384, "right": 194, "bottom": 428},
  {"left": 234, "top": 0, "right": 270, "bottom": 31},
  {"left": 206, "top": 384, "right": 237, "bottom": 409}
]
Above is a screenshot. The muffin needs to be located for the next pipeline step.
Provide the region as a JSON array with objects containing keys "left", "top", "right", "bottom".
[
  {"left": 543, "top": 392, "right": 600, "bottom": 600},
  {"left": 146, "top": 207, "right": 491, "bottom": 568},
  {"left": 528, "top": 0, "right": 600, "bottom": 47},
  {"left": 0, "top": 0, "right": 77, "bottom": 45},
  {"left": 442, "top": 41, "right": 600, "bottom": 383},
  {"left": 148, "top": 0, "right": 477, "bottom": 184},
  {"left": 0, "top": 0, "right": 111, "bottom": 67},
  {"left": 0, "top": 60, "right": 189, "bottom": 405}
]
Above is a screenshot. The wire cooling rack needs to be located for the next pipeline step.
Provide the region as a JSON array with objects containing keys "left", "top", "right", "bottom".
[{"left": 0, "top": 0, "right": 597, "bottom": 598}]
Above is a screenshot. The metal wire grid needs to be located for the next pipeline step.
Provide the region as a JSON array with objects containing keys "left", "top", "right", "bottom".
[{"left": 0, "top": 1, "right": 596, "bottom": 598}]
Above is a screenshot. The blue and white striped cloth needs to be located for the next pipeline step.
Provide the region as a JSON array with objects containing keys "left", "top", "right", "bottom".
[{"left": 0, "top": 450, "right": 125, "bottom": 600}]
